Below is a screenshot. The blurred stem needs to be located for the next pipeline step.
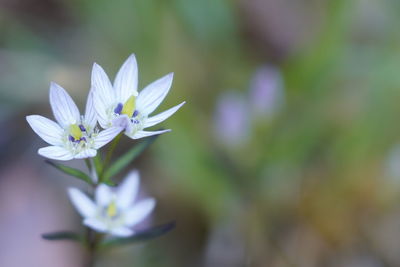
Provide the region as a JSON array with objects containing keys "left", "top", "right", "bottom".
[
  {"left": 99, "top": 132, "right": 123, "bottom": 182},
  {"left": 85, "top": 158, "right": 91, "bottom": 172},
  {"left": 85, "top": 228, "right": 104, "bottom": 267},
  {"left": 84, "top": 158, "right": 104, "bottom": 266},
  {"left": 85, "top": 228, "right": 96, "bottom": 267}
]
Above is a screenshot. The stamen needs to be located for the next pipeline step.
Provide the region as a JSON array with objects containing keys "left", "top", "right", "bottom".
[
  {"left": 79, "top": 124, "right": 86, "bottom": 132},
  {"left": 68, "top": 135, "right": 75, "bottom": 142},
  {"left": 133, "top": 110, "right": 139, "bottom": 117},
  {"left": 114, "top": 103, "right": 123, "bottom": 115}
]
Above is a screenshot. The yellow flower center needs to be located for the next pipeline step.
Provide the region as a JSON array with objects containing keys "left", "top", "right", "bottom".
[
  {"left": 69, "top": 124, "right": 83, "bottom": 141},
  {"left": 106, "top": 201, "right": 118, "bottom": 218},
  {"left": 121, "top": 95, "right": 136, "bottom": 117}
]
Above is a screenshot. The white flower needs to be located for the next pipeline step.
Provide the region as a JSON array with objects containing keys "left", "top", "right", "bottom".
[
  {"left": 26, "top": 83, "right": 122, "bottom": 160},
  {"left": 91, "top": 54, "right": 185, "bottom": 139},
  {"left": 68, "top": 170, "right": 156, "bottom": 237}
]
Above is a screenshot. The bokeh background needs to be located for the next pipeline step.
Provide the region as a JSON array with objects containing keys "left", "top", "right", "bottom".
[{"left": 1, "top": 0, "right": 400, "bottom": 266}]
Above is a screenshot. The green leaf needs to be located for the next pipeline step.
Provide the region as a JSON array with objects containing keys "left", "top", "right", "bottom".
[
  {"left": 103, "top": 135, "right": 158, "bottom": 180},
  {"left": 101, "top": 221, "right": 176, "bottom": 248},
  {"left": 45, "top": 160, "right": 93, "bottom": 185},
  {"left": 42, "top": 231, "right": 82, "bottom": 242}
]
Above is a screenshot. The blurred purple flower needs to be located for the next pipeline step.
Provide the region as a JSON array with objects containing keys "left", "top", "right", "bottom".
[
  {"left": 249, "top": 65, "right": 284, "bottom": 118},
  {"left": 384, "top": 143, "right": 400, "bottom": 184},
  {"left": 213, "top": 92, "right": 250, "bottom": 146}
]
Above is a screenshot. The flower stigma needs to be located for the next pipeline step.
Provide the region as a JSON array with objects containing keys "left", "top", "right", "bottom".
[
  {"left": 106, "top": 201, "right": 118, "bottom": 218},
  {"left": 69, "top": 124, "right": 84, "bottom": 142},
  {"left": 121, "top": 95, "right": 136, "bottom": 117}
]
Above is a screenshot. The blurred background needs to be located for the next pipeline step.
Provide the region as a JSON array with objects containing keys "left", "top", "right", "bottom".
[{"left": 1, "top": 0, "right": 400, "bottom": 266}]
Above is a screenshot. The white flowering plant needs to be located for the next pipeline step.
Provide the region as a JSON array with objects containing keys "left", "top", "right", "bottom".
[{"left": 27, "top": 54, "right": 184, "bottom": 266}]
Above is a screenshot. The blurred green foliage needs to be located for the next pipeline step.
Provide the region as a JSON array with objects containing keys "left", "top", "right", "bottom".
[{"left": 3, "top": 0, "right": 400, "bottom": 266}]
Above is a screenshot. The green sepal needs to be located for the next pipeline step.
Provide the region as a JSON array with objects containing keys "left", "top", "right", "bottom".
[
  {"left": 103, "top": 178, "right": 116, "bottom": 187},
  {"left": 42, "top": 231, "right": 83, "bottom": 242},
  {"left": 45, "top": 160, "right": 93, "bottom": 185},
  {"left": 103, "top": 135, "right": 158, "bottom": 180},
  {"left": 100, "top": 221, "right": 175, "bottom": 248}
]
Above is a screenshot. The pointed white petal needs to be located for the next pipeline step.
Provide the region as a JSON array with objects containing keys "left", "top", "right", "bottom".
[
  {"left": 68, "top": 188, "right": 97, "bottom": 218},
  {"left": 144, "top": 101, "right": 185, "bottom": 128},
  {"left": 128, "top": 129, "right": 171, "bottom": 140},
  {"left": 124, "top": 198, "right": 155, "bottom": 226},
  {"left": 95, "top": 184, "right": 113, "bottom": 206},
  {"left": 84, "top": 218, "right": 107, "bottom": 232},
  {"left": 109, "top": 226, "right": 133, "bottom": 237},
  {"left": 49, "top": 82, "right": 81, "bottom": 127},
  {"left": 136, "top": 73, "right": 174, "bottom": 115},
  {"left": 114, "top": 54, "right": 138, "bottom": 103},
  {"left": 91, "top": 63, "right": 115, "bottom": 106},
  {"left": 38, "top": 146, "right": 74, "bottom": 161},
  {"left": 93, "top": 91, "right": 111, "bottom": 128},
  {"left": 94, "top": 127, "right": 122, "bottom": 149},
  {"left": 84, "top": 89, "right": 97, "bottom": 128},
  {"left": 74, "top": 149, "right": 97, "bottom": 159},
  {"left": 116, "top": 170, "right": 140, "bottom": 209},
  {"left": 26, "top": 115, "right": 63, "bottom": 146}
]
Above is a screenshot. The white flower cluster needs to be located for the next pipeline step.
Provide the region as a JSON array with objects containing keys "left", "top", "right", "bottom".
[
  {"left": 27, "top": 54, "right": 185, "bottom": 160},
  {"left": 26, "top": 54, "right": 184, "bottom": 237}
]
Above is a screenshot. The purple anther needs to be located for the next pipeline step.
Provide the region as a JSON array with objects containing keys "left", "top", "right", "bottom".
[
  {"left": 134, "top": 120, "right": 139, "bottom": 124},
  {"left": 68, "top": 135, "right": 75, "bottom": 142},
  {"left": 133, "top": 110, "right": 139, "bottom": 117},
  {"left": 79, "top": 124, "right": 86, "bottom": 132},
  {"left": 81, "top": 137, "right": 86, "bottom": 142},
  {"left": 114, "top": 103, "right": 123, "bottom": 115}
]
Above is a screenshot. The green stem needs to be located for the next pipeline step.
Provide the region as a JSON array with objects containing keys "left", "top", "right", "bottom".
[
  {"left": 83, "top": 159, "right": 105, "bottom": 266},
  {"left": 85, "top": 158, "right": 92, "bottom": 172},
  {"left": 85, "top": 229, "right": 104, "bottom": 267},
  {"left": 85, "top": 228, "right": 95, "bottom": 267},
  {"left": 99, "top": 132, "right": 123, "bottom": 182}
]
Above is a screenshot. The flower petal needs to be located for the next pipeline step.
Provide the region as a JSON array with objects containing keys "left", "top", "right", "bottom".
[
  {"left": 109, "top": 226, "right": 134, "bottom": 237},
  {"left": 93, "top": 91, "right": 111, "bottom": 128},
  {"left": 116, "top": 170, "right": 140, "bottom": 209},
  {"left": 92, "top": 63, "right": 115, "bottom": 127},
  {"left": 38, "top": 146, "right": 74, "bottom": 161},
  {"left": 68, "top": 188, "right": 97, "bottom": 218},
  {"left": 26, "top": 115, "right": 63, "bottom": 146},
  {"left": 124, "top": 198, "right": 155, "bottom": 226},
  {"left": 84, "top": 218, "right": 107, "bottom": 233},
  {"left": 114, "top": 54, "right": 138, "bottom": 103},
  {"left": 94, "top": 127, "right": 122, "bottom": 149},
  {"left": 84, "top": 89, "right": 97, "bottom": 129},
  {"left": 128, "top": 129, "right": 171, "bottom": 140},
  {"left": 136, "top": 73, "right": 174, "bottom": 115},
  {"left": 49, "top": 82, "right": 81, "bottom": 127},
  {"left": 144, "top": 101, "right": 185, "bottom": 128},
  {"left": 95, "top": 184, "right": 113, "bottom": 206},
  {"left": 75, "top": 149, "right": 97, "bottom": 159}
]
